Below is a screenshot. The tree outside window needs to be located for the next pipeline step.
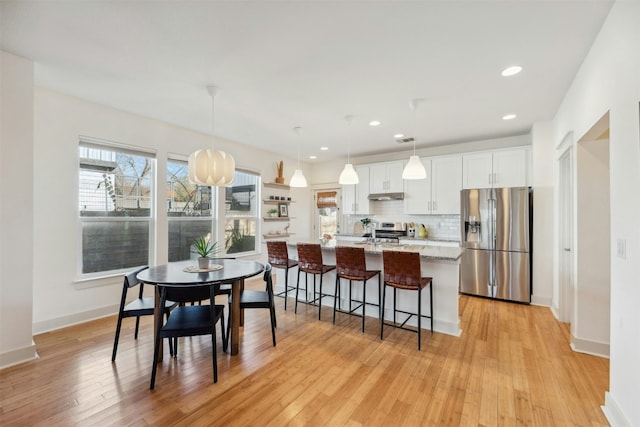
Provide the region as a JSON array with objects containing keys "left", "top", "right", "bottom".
[{"left": 78, "top": 143, "right": 153, "bottom": 274}]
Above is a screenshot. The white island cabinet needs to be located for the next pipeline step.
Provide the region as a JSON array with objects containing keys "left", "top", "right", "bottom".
[{"left": 282, "top": 240, "right": 462, "bottom": 337}]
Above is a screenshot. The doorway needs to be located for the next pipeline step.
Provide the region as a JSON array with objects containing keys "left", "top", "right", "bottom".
[
  {"left": 313, "top": 189, "right": 341, "bottom": 241},
  {"left": 558, "top": 112, "right": 611, "bottom": 355},
  {"left": 558, "top": 142, "right": 574, "bottom": 326}
]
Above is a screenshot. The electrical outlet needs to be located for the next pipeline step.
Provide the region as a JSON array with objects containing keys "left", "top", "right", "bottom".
[{"left": 616, "top": 239, "right": 626, "bottom": 259}]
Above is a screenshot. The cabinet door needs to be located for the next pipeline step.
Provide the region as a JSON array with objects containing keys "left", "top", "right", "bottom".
[
  {"left": 404, "top": 158, "right": 431, "bottom": 214},
  {"left": 369, "top": 161, "right": 403, "bottom": 193},
  {"left": 462, "top": 152, "right": 493, "bottom": 189},
  {"left": 369, "top": 163, "right": 388, "bottom": 193},
  {"left": 493, "top": 148, "right": 528, "bottom": 187},
  {"left": 386, "top": 161, "right": 405, "bottom": 193},
  {"left": 354, "top": 165, "right": 370, "bottom": 214},
  {"left": 431, "top": 155, "right": 462, "bottom": 214},
  {"left": 341, "top": 183, "right": 356, "bottom": 214}
]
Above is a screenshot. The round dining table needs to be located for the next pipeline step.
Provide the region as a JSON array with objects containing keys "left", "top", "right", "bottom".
[{"left": 137, "top": 259, "right": 264, "bottom": 357}]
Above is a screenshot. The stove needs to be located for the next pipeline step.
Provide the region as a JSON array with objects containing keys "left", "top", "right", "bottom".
[{"left": 362, "top": 222, "right": 407, "bottom": 242}]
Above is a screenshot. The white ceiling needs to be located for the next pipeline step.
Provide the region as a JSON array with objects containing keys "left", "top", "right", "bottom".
[{"left": 0, "top": 1, "right": 613, "bottom": 162}]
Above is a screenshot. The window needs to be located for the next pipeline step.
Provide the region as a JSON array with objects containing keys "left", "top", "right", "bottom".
[
  {"left": 167, "top": 159, "right": 215, "bottom": 261},
  {"left": 79, "top": 141, "right": 154, "bottom": 275},
  {"left": 225, "top": 170, "right": 260, "bottom": 254}
]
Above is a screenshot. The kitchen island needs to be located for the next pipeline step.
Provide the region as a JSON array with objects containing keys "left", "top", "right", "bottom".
[{"left": 279, "top": 239, "right": 462, "bottom": 337}]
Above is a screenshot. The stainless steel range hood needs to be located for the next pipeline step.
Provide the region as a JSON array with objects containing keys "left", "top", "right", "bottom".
[{"left": 367, "top": 192, "right": 405, "bottom": 201}]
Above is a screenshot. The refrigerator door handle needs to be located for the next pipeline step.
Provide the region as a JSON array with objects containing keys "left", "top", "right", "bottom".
[{"left": 489, "top": 195, "right": 497, "bottom": 298}]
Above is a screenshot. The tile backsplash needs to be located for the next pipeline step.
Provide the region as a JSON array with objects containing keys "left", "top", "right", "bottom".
[{"left": 343, "top": 200, "right": 461, "bottom": 241}]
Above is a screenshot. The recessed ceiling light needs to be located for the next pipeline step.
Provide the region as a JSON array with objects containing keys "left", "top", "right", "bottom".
[
  {"left": 369, "top": 120, "right": 381, "bottom": 126},
  {"left": 309, "top": 155, "right": 317, "bottom": 159},
  {"left": 501, "top": 66, "right": 523, "bottom": 77},
  {"left": 502, "top": 114, "right": 517, "bottom": 120},
  {"left": 320, "top": 147, "right": 329, "bottom": 151},
  {"left": 394, "top": 134, "right": 404, "bottom": 139}
]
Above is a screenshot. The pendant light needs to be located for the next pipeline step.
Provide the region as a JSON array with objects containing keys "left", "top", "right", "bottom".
[
  {"left": 289, "top": 126, "right": 307, "bottom": 188},
  {"left": 338, "top": 115, "right": 359, "bottom": 185},
  {"left": 188, "top": 86, "right": 235, "bottom": 186},
  {"left": 402, "top": 98, "right": 427, "bottom": 180}
]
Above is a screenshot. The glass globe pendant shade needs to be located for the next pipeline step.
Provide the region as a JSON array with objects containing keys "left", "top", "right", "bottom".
[
  {"left": 402, "top": 155, "right": 427, "bottom": 180},
  {"left": 188, "top": 148, "right": 235, "bottom": 186},
  {"left": 338, "top": 163, "right": 359, "bottom": 185},
  {"left": 289, "top": 168, "right": 307, "bottom": 188}
]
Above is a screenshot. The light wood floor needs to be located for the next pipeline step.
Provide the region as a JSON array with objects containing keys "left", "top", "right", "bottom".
[{"left": 1, "top": 290, "right": 609, "bottom": 426}]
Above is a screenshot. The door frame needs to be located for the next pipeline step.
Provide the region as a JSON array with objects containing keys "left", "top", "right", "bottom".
[
  {"left": 557, "top": 135, "right": 575, "bottom": 325},
  {"left": 312, "top": 187, "right": 342, "bottom": 240}
]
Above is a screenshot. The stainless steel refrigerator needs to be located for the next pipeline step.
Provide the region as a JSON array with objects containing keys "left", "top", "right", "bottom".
[{"left": 460, "top": 187, "right": 532, "bottom": 303}]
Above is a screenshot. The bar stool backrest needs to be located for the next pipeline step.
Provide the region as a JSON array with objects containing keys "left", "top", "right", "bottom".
[
  {"left": 335, "top": 246, "right": 367, "bottom": 277},
  {"left": 297, "top": 243, "right": 324, "bottom": 273},
  {"left": 267, "top": 241, "right": 290, "bottom": 268},
  {"left": 382, "top": 251, "right": 422, "bottom": 290}
]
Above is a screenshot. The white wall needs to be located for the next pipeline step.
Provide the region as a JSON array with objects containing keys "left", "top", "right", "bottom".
[
  {"left": 552, "top": 2, "right": 640, "bottom": 425},
  {"left": 0, "top": 51, "right": 37, "bottom": 367},
  {"left": 31, "top": 88, "right": 313, "bottom": 333},
  {"left": 530, "top": 122, "right": 555, "bottom": 306}
]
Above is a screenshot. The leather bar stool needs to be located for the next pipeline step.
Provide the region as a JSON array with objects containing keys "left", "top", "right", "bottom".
[
  {"left": 333, "top": 246, "right": 381, "bottom": 332},
  {"left": 295, "top": 243, "right": 336, "bottom": 320},
  {"left": 266, "top": 241, "right": 298, "bottom": 310},
  {"left": 381, "top": 250, "right": 433, "bottom": 350}
]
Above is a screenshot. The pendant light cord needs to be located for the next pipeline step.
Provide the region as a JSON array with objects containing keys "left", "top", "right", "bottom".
[
  {"left": 345, "top": 115, "right": 353, "bottom": 164},
  {"left": 411, "top": 99, "right": 422, "bottom": 156},
  {"left": 208, "top": 86, "right": 218, "bottom": 150},
  {"left": 294, "top": 126, "right": 301, "bottom": 169}
]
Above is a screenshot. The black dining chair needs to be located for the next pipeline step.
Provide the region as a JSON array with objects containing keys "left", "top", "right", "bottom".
[
  {"left": 227, "top": 263, "right": 277, "bottom": 346},
  {"left": 150, "top": 284, "right": 227, "bottom": 389},
  {"left": 111, "top": 266, "right": 176, "bottom": 362},
  {"left": 185, "top": 257, "right": 237, "bottom": 305}
]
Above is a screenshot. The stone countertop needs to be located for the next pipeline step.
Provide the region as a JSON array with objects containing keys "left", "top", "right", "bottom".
[
  {"left": 399, "top": 236, "right": 460, "bottom": 244},
  {"left": 288, "top": 238, "right": 462, "bottom": 262},
  {"left": 335, "top": 233, "right": 460, "bottom": 246}
]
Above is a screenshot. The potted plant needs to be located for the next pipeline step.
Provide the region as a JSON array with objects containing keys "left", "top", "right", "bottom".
[
  {"left": 193, "top": 234, "right": 219, "bottom": 269},
  {"left": 267, "top": 208, "right": 278, "bottom": 217}
]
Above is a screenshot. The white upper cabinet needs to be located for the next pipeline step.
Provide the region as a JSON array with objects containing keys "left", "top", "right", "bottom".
[
  {"left": 431, "top": 155, "right": 463, "bottom": 214},
  {"left": 342, "top": 165, "right": 370, "bottom": 215},
  {"left": 404, "top": 155, "right": 462, "bottom": 214},
  {"left": 369, "top": 160, "right": 404, "bottom": 193},
  {"left": 462, "top": 147, "right": 529, "bottom": 189},
  {"left": 403, "top": 158, "right": 431, "bottom": 214}
]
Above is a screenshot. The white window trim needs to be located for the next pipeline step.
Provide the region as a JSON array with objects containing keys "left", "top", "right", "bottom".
[{"left": 77, "top": 137, "right": 156, "bottom": 281}]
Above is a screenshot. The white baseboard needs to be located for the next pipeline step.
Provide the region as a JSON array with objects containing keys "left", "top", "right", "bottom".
[
  {"left": 33, "top": 304, "right": 118, "bottom": 335},
  {"left": 0, "top": 341, "right": 38, "bottom": 370},
  {"left": 531, "top": 294, "right": 552, "bottom": 307},
  {"left": 550, "top": 303, "right": 560, "bottom": 320},
  {"left": 602, "top": 391, "right": 631, "bottom": 427},
  {"left": 570, "top": 335, "right": 610, "bottom": 358}
]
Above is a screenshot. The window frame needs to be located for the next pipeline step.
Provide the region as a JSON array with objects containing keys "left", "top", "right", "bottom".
[
  {"left": 166, "top": 156, "right": 217, "bottom": 262},
  {"left": 224, "top": 168, "right": 261, "bottom": 257},
  {"left": 77, "top": 137, "right": 156, "bottom": 279}
]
